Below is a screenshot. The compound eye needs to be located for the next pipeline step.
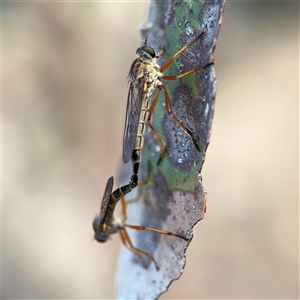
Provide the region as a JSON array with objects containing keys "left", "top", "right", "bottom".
[
  {"left": 141, "top": 46, "right": 156, "bottom": 58},
  {"left": 94, "top": 234, "right": 109, "bottom": 243}
]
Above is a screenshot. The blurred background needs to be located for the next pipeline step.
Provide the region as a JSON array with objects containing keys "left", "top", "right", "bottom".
[{"left": 2, "top": 1, "right": 298, "bottom": 299}]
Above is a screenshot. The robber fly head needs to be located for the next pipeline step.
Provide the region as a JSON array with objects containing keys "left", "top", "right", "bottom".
[{"left": 136, "top": 45, "right": 156, "bottom": 60}]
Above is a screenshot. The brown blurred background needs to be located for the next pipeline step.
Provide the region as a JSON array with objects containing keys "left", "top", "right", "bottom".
[{"left": 2, "top": 1, "right": 298, "bottom": 299}]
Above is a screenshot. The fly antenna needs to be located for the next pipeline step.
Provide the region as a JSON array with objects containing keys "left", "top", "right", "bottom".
[{"left": 144, "top": 35, "right": 148, "bottom": 46}]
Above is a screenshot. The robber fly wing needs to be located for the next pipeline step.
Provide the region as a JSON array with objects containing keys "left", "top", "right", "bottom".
[
  {"left": 98, "top": 176, "right": 114, "bottom": 225},
  {"left": 122, "top": 81, "right": 144, "bottom": 163}
]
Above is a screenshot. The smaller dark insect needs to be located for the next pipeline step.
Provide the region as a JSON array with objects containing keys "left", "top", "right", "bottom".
[{"left": 93, "top": 176, "right": 189, "bottom": 270}]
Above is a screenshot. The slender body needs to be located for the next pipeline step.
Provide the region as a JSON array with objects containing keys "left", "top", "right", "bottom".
[
  {"left": 123, "top": 46, "right": 163, "bottom": 186},
  {"left": 123, "top": 30, "right": 214, "bottom": 186},
  {"left": 93, "top": 176, "right": 189, "bottom": 270}
]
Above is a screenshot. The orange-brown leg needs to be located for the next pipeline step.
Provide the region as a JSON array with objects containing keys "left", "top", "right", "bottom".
[
  {"left": 125, "top": 223, "right": 189, "bottom": 241},
  {"left": 120, "top": 195, "right": 127, "bottom": 221},
  {"left": 161, "top": 60, "right": 214, "bottom": 152},
  {"left": 125, "top": 188, "right": 141, "bottom": 205},
  {"left": 119, "top": 229, "right": 160, "bottom": 271},
  {"left": 156, "top": 29, "right": 214, "bottom": 152},
  {"left": 148, "top": 122, "right": 165, "bottom": 164},
  {"left": 138, "top": 159, "right": 152, "bottom": 186},
  {"left": 161, "top": 29, "right": 207, "bottom": 72},
  {"left": 147, "top": 88, "right": 165, "bottom": 162},
  {"left": 163, "top": 61, "right": 215, "bottom": 81},
  {"left": 119, "top": 230, "right": 145, "bottom": 264},
  {"left": 148, "top": 63, "right": 215, "bottom": 158},
  {"left": 160, "top": 85, "right": 201, "bottom": 152}
]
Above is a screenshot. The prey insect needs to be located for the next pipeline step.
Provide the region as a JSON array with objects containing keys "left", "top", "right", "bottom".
[
  {"left": 93, "top": 176, "right": 189, "bottom": 271},
  {"left": 123, "top": 29, "right": 214, "bottom": 185}
]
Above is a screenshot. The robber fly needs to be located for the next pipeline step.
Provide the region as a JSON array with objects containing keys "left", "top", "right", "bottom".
[
  {"left": 123, "top": 29, "right": 214, "bottom": 186},
  {"left": 93, "top": 176, "right": 189, "bottom": 270}
]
